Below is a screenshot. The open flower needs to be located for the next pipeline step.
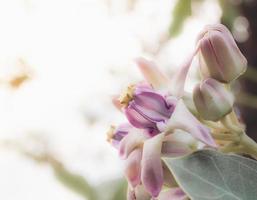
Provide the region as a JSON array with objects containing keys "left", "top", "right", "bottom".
[
  {"left": 108, "top": 55, "right": 217, "bottom": 198},
  {"left": 108, "top": 126, "right": 190, "bottom": 197},
  {"left": 118, "top": 58, "right": 216, "bottom": 147},
  {"left": 121, "top": 83, "right": 175, "bottom": 136}
]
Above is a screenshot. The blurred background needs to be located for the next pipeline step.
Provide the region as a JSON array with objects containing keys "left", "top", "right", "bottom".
[{"left": 0, "top": 0, "right": 256, "bottom": 199}]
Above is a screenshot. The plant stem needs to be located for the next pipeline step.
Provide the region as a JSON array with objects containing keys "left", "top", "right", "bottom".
[
  {"left": 220, "top": 110, "right": 244, "bottom": 134},
  {"left": 211, "top": 132, "right": 237, "bottom": 141},
  {"left": 240, "top": 133, "right": 257, "bottom": 158},
  {"left": 220, "top": 142, "right": 241, "bottom": 153},
  {"left": 219, "top": 109, "right": 257, "bottom": 158}
]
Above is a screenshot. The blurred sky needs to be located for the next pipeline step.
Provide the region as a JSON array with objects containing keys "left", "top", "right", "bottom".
[{"left": 0, "top": 0, "right": 221, "bottom": 199}]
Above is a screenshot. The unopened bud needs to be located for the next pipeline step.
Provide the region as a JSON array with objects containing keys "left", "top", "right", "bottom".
[
  {"left": 197, "top": 24, "right": 247, "bottom": 83},
  {"left": 193, "top": 78, "right": 234, "bottom": 121}
]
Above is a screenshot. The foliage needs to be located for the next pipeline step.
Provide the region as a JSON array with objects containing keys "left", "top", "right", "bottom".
[{"left": 165, "top": 150, "right": 257, "bottom": 200}]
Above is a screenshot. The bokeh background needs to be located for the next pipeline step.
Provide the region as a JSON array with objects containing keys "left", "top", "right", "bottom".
[{"left": 0, "top": 0, "right": 256, "bottom": 199}]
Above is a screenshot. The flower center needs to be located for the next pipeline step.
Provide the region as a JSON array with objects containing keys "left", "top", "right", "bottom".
[
  {"left": 119, "top": 84, "right": 135, "bottom": 107},
  {"left": 106, "top": 125, "right": 116, "bottom": 142}
]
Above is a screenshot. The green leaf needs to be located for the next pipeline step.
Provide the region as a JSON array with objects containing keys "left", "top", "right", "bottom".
[
  {"left": 169, "top": 0, "right": 192, "bottom": 37},
  {"left": 164, "top": 149, "right": 257, "bottom": 200}
]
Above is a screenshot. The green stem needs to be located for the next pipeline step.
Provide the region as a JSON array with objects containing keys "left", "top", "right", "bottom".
[
  {"left": 220, "top": 142, "right": 241, "bottom": 153},
  {"left": 220, "top": 113, "right": 242, "bottom": 134},
  {"left": 219, "top": 109, "right": 257, "bottom": 158},
  {"left": 240, "top": 133, "right": 257, "bottom": 158},
  {"left": 211, "top": 132, "right": 237, "bottom": 141},
  {"left": 202, "top": 120, "right": 227, "bottom": 131}
]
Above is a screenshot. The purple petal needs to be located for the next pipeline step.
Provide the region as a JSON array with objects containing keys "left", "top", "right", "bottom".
[
  {"left": 134, "top": 88, "right": 174, "bottom": 118},
  {"left": 169, "top": 49, "right": 198, "bottom": 97},
  {"left": 125, "top": 103, "right": 157, "bottom": 129},
  {"left": 135, "top": 57, "right": 169, "bottom": 90},
  {"left": 141, "top": 133, "right": 164, "bottom": 197},
  {"left": 119, "top": 129, "right": 148, "bottom": 159},
  {"left": 110, "top": 123, "right": 132, "bottom": 148},
  {"left": 164, "top": 100, "right": 217, "bottom": 147},
  {"left": 127, "top": 185, "right": 151, "bottom": 200},
  {"left": 158, "top": 188, "right": 187, "bottom": 200},
  {"left": 124, "top": 148, "right": 142, "bottom": 188},
  {"left": 131, "top": 102, "right": 168, "bottom": 123}
]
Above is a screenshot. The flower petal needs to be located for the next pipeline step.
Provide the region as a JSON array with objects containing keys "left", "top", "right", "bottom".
[
  {"left": 158, "top": 188, "right": 187, "bottom": 200},
  {"left": 119, "top": 129, "right": 148, "bottom": 159},
  {"left": 134, "top": 88, "right": 174, "bottom": 118},
  {"left": 161, "top": 135, "right": 191, "bottom": 157},
  {"left": 108, "top": 123, "right": 132, "bottom": 148},
  {"left": 124, "top": 148, "right": 142, "bottom": 188},
  {"left": 135, "top": 57, "right": 169, "bottom": 90},
  {"left": 164, "top": 100, "right": 217, "bottom": 147},
  {"left": 125, "top": 103, "right": 157, "bottom": 129},
  {"left": 169, "top": 48, "right": 198, "bottom": 97},
  {"left": 127, "top": 185, "right": 151, "bottom": 200},
  {"left": 141, "top": 133, "right": 164, "bottom": 197}
]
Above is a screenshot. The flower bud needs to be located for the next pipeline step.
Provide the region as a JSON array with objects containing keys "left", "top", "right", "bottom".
[
  {"left": 197, "top": 24, "right": 247, "bottom": 83},
  {"left": 193, "top": 78, "right": 234, "bottom": 121}
]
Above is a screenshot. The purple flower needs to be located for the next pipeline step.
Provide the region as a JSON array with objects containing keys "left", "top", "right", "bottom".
[
  {"left": 124, "top": 84, "right": 175, "bottom": 135},
  {"left": 107, "top": 123, "right": 132, "bottom": 149},
  {"left": 115, "top": 128, "right": 191, "bottom": 197},
  {"left": 108, "top": 54, "right": 218, "bottom": 198}
]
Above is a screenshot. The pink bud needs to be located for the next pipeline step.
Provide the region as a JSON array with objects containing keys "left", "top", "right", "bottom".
[
  {"left": 193, "top": 78, "right": 234, "bottom": 121},
  {"left": 197, "top": 24, "right": 247, "bottom": 83}
]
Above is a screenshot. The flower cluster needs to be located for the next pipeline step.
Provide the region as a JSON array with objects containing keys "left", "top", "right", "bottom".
[{"left": 107, "top": 24, "right": 247, "bottom": 200}]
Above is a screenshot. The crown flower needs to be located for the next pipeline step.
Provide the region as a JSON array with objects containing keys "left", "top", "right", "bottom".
[
  {"left": 107, "top": 50, "right": 218, "bottom": 198},
  {"left": 107, "top": 23, "right": 257, "bottom": 200}
]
